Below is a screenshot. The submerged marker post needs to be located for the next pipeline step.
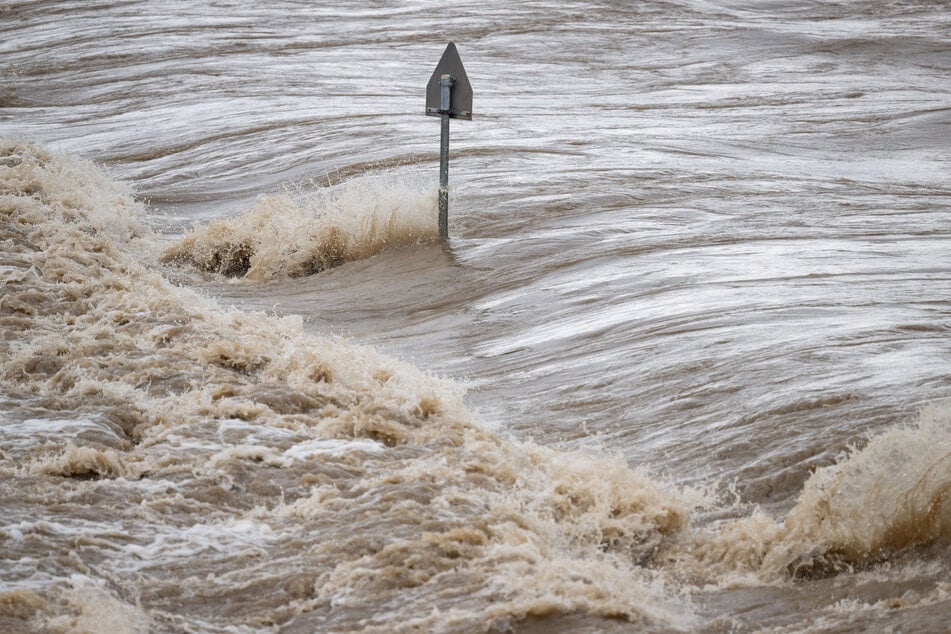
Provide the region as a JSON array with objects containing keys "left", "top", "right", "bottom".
[
  {"left": 439, "top": 73, "right": 452, "bottom": 237},
  {"left": 426, "top": 42, "right": 472, "bottom": 240}
]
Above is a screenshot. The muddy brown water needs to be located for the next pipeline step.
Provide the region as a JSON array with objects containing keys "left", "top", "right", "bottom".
[{"left": 1, "top": 1, "right": 950, "bottom": 632}]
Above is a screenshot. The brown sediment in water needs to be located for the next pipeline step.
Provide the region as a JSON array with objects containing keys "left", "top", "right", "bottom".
[
  {"left": 2, "top": 139, "right": 950, "bottom": 633},
  {"left": 161, "top": 180, "right": 439, "bottom": 281},
  {"left": 1, "top": 139, "right": 698, "bottom": 631}
]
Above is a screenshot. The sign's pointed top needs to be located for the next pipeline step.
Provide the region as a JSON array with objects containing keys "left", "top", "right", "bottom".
[
  {"left": 443, "top": 41, "right": 460, "bottom": 60},
  {"left": 426, "top": 42, "right": 473, "bottom": 120}
]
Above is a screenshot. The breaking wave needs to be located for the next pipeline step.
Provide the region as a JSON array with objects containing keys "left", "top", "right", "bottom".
[
  {"left": 161, "top": 176, "right": 438, "bottom": 280},
  {"left": 1, "top": 139, "right": 695, "bottom": 630},
  {"left": 2, "top": 139, "right": 949, "bottom": 632},
  {"left": 772, "top": 402, "right": 951, "bottom": 576},
  {"left": 662, "top": 402, "right": 951, "bottom": 586}
]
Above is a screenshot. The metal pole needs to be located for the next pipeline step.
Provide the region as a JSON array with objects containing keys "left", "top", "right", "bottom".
[{"left": 438, "top": 73, "right": 453, "bottom": 240}]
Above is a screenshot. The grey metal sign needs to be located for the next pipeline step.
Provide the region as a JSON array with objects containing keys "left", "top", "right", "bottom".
[
  {"left": 425, "top": 42, "right": 474, "bottom": 240},
  {"left": 426, "top": 42, "right": 472, "bottom": 120}
]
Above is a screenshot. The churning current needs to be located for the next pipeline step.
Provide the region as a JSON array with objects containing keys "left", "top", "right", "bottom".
[{"left": 1, "top": 1, "right": 950, "bottom": 632}]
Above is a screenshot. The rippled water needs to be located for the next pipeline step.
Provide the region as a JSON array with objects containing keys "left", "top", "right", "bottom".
[{"left": 2, "top": 1, "right": 950, "bottom": 632}]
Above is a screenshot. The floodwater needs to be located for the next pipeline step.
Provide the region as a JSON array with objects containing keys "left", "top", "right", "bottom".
[{"left": 1, "top": 1, "right": 950, "bottom": 632}]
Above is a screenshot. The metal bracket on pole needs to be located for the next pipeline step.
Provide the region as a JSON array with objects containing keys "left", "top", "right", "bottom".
[{"left": 425, "top": 42, "right": 473, "bottom": 240}]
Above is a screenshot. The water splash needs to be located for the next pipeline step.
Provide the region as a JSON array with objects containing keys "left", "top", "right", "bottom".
[{"left": 162, "top": 177, "right": 438, "bottom": 280}]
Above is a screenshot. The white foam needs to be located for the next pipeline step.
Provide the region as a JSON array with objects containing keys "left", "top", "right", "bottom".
[
  {"left": 0, "top": 417, "right": 122, "bottom": 451},
  {"left": 1, "top": 518, "right": 128, "bottom": 541},
  {"left": 121, "top": 518, "right": 277, "bottom": 564},
  {"left": 283, "top": 438, "right": 385, "bottom": 460},
  {"left": 162, "top": 174, "right": 438, "bottom": 280},
  {"left": 215, "top": 417, "right": 299, "bottom": 444}
]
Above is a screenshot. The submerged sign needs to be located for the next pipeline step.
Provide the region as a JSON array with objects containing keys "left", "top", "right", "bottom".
[
  {"left": 426, "top": 42, "right": 473, "bottom": 240},
  {"left": 426, "top": 42, "right": 472, "bottom": 120}
]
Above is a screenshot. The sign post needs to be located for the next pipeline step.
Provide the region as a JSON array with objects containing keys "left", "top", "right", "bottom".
[{"left": 426, "top": 42, "right": 472, "bottom": 240}]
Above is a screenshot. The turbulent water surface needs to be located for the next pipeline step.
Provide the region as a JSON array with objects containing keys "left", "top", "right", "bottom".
[{"left": 2, "top": 1, "right": 950, "bottom": 632}]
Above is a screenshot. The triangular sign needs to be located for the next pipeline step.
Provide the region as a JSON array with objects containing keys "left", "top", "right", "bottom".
[{"left": 425, "top": 42, "right": 472, "bottom": 120}]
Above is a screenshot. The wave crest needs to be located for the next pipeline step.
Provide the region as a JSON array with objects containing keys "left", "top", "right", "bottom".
[
  {"left": 774, "top": 401, "right": 951, "bottom": 577},
  {"left": 662, "top": 402, "right": 951, "bottom": 585},
  {"left": 1, "top": 139, "right": 697, "bottom": 630},
  {"left": 162, "top": 177, "right": 438, "bottom": 280}
]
